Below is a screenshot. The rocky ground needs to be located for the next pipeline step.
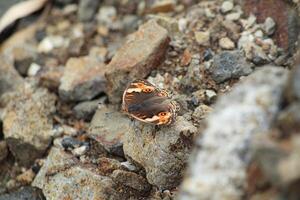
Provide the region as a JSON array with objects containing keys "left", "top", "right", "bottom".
[{"left": 0, "top": 0, "right": 299, "bottom": 199}]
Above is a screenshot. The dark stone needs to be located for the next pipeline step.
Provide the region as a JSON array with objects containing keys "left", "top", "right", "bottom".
[{"left": 0, "top": 186, "right": 45, "bottom": 200}]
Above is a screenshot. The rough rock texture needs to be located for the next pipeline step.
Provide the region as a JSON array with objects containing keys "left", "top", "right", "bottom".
[
  {"left": 0, "top": 186, "right": 45, "bottom": 200},
  {"left": 78, "top": 0, "right": 100, "bottom": 22},
  {"left": 88, "top": 105, "right": 133, "bottom": 156},
  {"left": 243, "top": 0, "right": 299, "bottom": 53},
  {"left": 0, "top": 54, "right": 24, "bottom": 97},
  {"left": 179, "top": 66, "right": 288, "bottom": 200},
  {"left": 0, "top": 141, "right": 8, "bottom": 162},
  {"left": 59, "top": 56, "right": 106, "bottom": 101},
  {"left": 3, "top": 82, "right": 56, "bottom": 166},
  {"left": 209, "top": 50, "right": 253, "bottom": 83},
  {"left": 111, "top": 169, "right": 151, "bottom": 193},
  {"left": 123, "top": 116, "right": 198, "bottom": 189},
  {"left": 105, "top": 20, "right": 170, "bottom": 104},
  {"left": 73, "top": 98, "right": 105, "bottom": 121},
  {"left": 32, "top": 147, "right": 122, "bottom": 200}
]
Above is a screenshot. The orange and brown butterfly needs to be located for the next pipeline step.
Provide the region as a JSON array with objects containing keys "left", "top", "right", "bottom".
[{"left": 122, "top": 79, "right": 180, "bottom": 125}]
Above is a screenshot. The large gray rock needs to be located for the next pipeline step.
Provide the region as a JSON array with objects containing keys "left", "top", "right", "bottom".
[
  {"left": 105, "top": 20, "right": 170, "bottom": 104},
  {"left": 179, "top": 66, "right": 288, "bottom": 200},
  {"left": 123, "top": 116, "right": 198, "bottom": 189},
  {"left": 209, "top": 50, "right": 253, "bottom": 83},
  {"left": 3, "top": 81, "right": 56, "bottom": 166},
  {"left": 59, "top": 56, "right": 106, "bottom": 102}
]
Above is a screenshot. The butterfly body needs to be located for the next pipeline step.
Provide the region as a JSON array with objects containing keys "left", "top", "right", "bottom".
[{"left": 122, "top": 79, "right": 179, "bottom": 125}]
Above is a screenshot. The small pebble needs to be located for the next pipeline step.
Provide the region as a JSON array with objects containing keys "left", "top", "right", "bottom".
[
  {"left": 219, "top": 37, "right": 235, "bottom": 50},
  {"left": 27, "top": 63, "right": 41, "bottom": 76},
  {"left": 225, "top": 12, "right": 241, "bottom": 21},
  {"left": 263, "top": 17, "right": 276, "bottom": 35},
  {"left": 121, "top": 161, "right": 138, "bottom": 172},
  {"left": 221, "top": 1, "right": 234, "bottom": 13},
  {"left": 205, "top": 90, "right": 217, "bottom": 102},
  {"left": 194, "top": 31, "right": 210, "bottom": 46},
  {"left": 72, "top": 145, "right": 89, "bottom": 156}
]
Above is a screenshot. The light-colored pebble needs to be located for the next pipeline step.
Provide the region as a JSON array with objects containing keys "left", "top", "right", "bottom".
[
  {"left": 194, "top": 31, "right": 210, "bottom": 46},
  {"left": 221, "top": 1, "right": 234, "bottom": 13},
  {"left": 219, "top": 37, "right": 235, "bottom": 50}
]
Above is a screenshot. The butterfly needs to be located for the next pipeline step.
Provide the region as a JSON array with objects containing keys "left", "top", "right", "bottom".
[{"left": 122, "top": 79, "right": 180, "bottom": 125}]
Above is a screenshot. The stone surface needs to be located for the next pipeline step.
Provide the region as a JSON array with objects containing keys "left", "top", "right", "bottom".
[
  {"left": 179, "top": 66, "right": 288, "bottom": 200},
  {"left": 59, "top": 56, "right": 106, "bottom": 102},
  {"left": 105, "top": 20, "right": 170, "bottom": 104},
  {"left": 148, "top": 0, "right": 176, "bottom": 13},
  {"left": 209, "top": 50, "right": 253, "bottom": 83},
  {"left": 219, "top": 37, "right": 235, "bottom": 50},
  {"left": 10, "top": 45, "right": 37, "bottom": 76},
  {"left": 243, "top": 0, "right": 299, "bottom": 53},
  {"left": 73, "top": 98, "right": 106, "bottom": 121},
  {"left": 78, "top": 0, "right": 100, "bottom": 22},
  {"left": 0, "top": 54, "right": 24, "bottom": 97},
  {"left": 111, "top": 170, "right": 151, "bottom": 193},
  {"left": 88, "top": 105, "right": 133, "bottom": 156},
  {"left": 221, "top": 1, "right": 234, "bottom": 13},
  {"left": 123, "top": 116, "right": 198, "bottom": 189},
  {"left": 263, "top": 17, "right": 276, "bottom": 36},
  {"left": 3, "top": 82, "right": 56, "bottom": 166},
  {"left": 194, "top": 31, "right": 210, "bottom": 46},
  {"left": 32, "top": 147, "right": 121, "bottom": 200},
  {"left": 0, "top": 141, "right": 8, "bottom": 162},
  {"left": 0, "top": 186, "right": 45, "bottom": 200}
]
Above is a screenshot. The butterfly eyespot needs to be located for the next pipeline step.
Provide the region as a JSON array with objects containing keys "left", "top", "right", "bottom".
[
  {"left": 158, "top": 112, "right": 167, "bottom": 116},
  {"left": 143, "top": 88, "right": 153, "bottom": 93}
]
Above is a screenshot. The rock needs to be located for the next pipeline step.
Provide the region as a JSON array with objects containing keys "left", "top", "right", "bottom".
[
  {"left": 78, "top": 0, "right": 100, "bottom": 22},
  {"left": 97, "top": 6, "right": 117, "bottom": 28},
  {"left": 16, "top": 169, "right": 35, "bottom": 185},
  {"left": 0, "top": 141, "right": 8, "bottom": 162},
  {"left": 59, "top": 56, "right": 106, "bottom": 102},
  {"left": 0, "top": 54, "right": 24, "bottom": 97},
  {"left": 194, "top": 31, "right": 210, "bottom": 46},
  {"left": 244, "top": 43, "right": 270, "bottom": 65},
  {"left": 263, "top": 17, "right": 276, "bottom": 36},
  {"left": 105, "top": 20, "right": 170, "bottom": 104},
  {"left": 123, "top": 116, "right": 198, "bottom": 189},
  {"left": 192, "top": 104, "right": 213, "bottom": 120},
  {"left": 209, "top": 50, "right": 253, "bottom": 83},
  {"left": 276, "top": 103, "right": 300, "bottom": 134},
  {"left": 37, "top": 36, "right": 69, "bottom": 53},
  {"left": 225, "top": 12, "right": 241, "bottom": 21},
  {"left": 32, "top": 147, "right": 122, "bottom": 200},
  {"left": 88, "top": 105, "right": 133, "bottom": 156},
  {"left": 3, "top": 82, "right": 56, "bottom": 166},
  {"left": 148, "top": 0, "right": 176, "bottom": 13},
  {"left": 27, "top": 63, "right": 41, "bottom": 77},
  {"left": 219, "top": 37, "right": 235, "bottom": 50},
  {"left": 286, "top": 56, "right": 300, "bottom": 101},
  {"left": 38, "top": 65, "right": 64, "bottom": 92},
  {"left": 111, "top": 170, "right": 151, "bottom": 193},
  {"left": 221, "top": 1, "right": 234, "bottom": 13},
  {"left": 0, "top": 186, "right": 45, "bottom": 200},
  {"left": 148, "top": 15, "right": 179, "bottom": 36},
  {"left": 243, "top": 0, "right": 299, "bottom": 53},
  {"left": 179, "top": 66, "right": 288, "bottom": 200},
  {"left": 73, "top": 98, "right": 106, "bottom": 121},
  {"left": 10, "top": 45, "right": 37, "bottom": 76}
]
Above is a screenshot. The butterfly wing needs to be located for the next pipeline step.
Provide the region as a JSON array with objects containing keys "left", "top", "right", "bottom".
[{"left": 122, "top": 79, "right": 177, "bottom": 125}]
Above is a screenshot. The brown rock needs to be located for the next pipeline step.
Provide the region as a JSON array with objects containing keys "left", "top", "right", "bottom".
[
  {"left": 105, "top": 20, "right": 170, "bottom": 104},
  {"left": 111, "top": 170, "right": 151, "bottom": 193},
  {"left": 59, "top": 56, "right": 107, "bottom": 101},
  {"left": 243, "top": 0, "right": 299, "bottom": 53},
  {"left": 88, "top": 104, "right": 133, "bottom": 156}
]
